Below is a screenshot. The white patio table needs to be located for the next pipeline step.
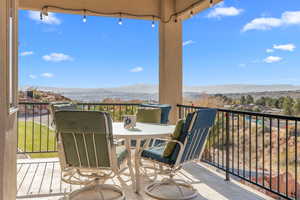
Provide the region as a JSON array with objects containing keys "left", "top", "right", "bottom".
[{"left": 112, "top": 122, "right": 175, "bottom": 193}]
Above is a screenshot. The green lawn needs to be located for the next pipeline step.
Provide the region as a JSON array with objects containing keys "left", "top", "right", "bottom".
[{"left": 18, "top": 121, "right": 58, "bottom": 158}]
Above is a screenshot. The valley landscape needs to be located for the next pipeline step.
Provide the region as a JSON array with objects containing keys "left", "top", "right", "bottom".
[{"left": 20, "top": 84, "right": 300, "bottom": 102}]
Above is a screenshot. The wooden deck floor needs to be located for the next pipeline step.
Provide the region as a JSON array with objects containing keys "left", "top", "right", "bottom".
[{"left": 17, "top": 158, "right": 273, "bottom": 200}]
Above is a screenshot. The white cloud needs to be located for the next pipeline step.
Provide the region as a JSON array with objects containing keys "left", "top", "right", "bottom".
[
  {"left": 207, "top": 6, "right": 243, "bottom": 18},
  {"left": 242, "top": 18, "right": 282, "bottom": 32},
  {"left": 41, "top": 73, "right": 54, "bottom": 78},
  {"left": 42, "top": 53, "right": 73, "bottom": 62},
  {"left": 183, "top": 40, "right": 196, "bottom": 46},
  {"left": 239, "top": 64, "right": 246, "bottom": 67},
  {"left": 20, "top": 51, "right": 34, "bottom": 56},
  {"left": 266, "top": 49, "right": 274, "bottom": 53},
  {"left": 29, "top": 74, "right": 37, "bottom": 79},
  {"left": 130, "top": 67, "right": 143, "bottom": 72},
  {"left": 273, "top": 44, "right": 296, "bottom": 51},
  {"left": 216, "top": 1, "right": 225, "bottom": 7},
  {"left": 282, "top": 11, "right": 300, "bottom": 24},
  {"left": 263, "top": 56, "right": 282, "bottom": 63},
  {"left": 28, "top": 11, "right": 61, "bottom": 25},
  {"left": 242, "top": 11, "right": 300, "bottom": 32}
]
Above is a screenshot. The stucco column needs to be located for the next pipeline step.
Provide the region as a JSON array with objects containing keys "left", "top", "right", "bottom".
[
  {"left": 159, "top": 0, "right": 183, "bottom": 124},
  {"left": 0, "top": 0, "right": 18, "bottom": 199}
]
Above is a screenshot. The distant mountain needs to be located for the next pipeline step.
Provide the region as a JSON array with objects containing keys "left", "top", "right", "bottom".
[
  {"left": 184, "top": 84, "right": 300, "bottom": 94},
  {"left": 20, "top": 84, "right": 300, "bottom": 102}
]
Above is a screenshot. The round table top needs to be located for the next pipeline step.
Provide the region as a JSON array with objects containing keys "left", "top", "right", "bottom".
[{"left": 113, "top": 122, "right": 175, "bottom": 139}]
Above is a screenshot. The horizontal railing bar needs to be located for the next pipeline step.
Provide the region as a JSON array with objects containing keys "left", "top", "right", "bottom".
[
  {"left": 177, "top": 104, "right": 300, "bottom": 121},
  {"left": 17, "top": 151, "right": 58, "bottom": 154},
  {"left": 18, "top": 102, "right": 50, "bottom": 105},
  {"left": 77, "top": 103, "right": 140, "bottom": 106},
  {"left": 19, "top": 102, "right": 141, "bottom": 106}
]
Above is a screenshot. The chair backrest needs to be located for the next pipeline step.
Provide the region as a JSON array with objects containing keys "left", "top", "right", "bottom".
[
  {"left": 49, "top": 102, "right": 77, "bottom": 125},
  {"left": 140, "top": 104, "right": 171, "bottom": 124},
  {"left": 178, "top": 109, "right": 217, "bottom": 164},
  {"left": 136, "top": 107, "right": 161, "bottom": 124},
  {"left": 54, "top": 111, "right": 114, "bottom": 169}
]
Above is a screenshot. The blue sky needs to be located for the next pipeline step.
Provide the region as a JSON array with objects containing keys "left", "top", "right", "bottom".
[{"left": 19, "top": 0, "right": 300, "bottom": 88}]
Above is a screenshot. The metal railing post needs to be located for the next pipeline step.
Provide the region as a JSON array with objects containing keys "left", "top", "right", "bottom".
[
  {"left": 225, "top": 112, "right": 230, "bottom": 181},
  {"left": 178, "top": 105, "right": 182, "bottom": 119}
]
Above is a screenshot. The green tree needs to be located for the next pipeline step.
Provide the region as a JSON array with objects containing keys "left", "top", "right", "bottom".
[
  {"left": 293, "top": 98, "right": 300, "bottom": 116},
  {"left": 240, "top": 96, "right": 246, "bottom": 105},
  {"left": 283, "top": 96, "right": 294, "bottom": 115},
  {"left": 271, "top": 98, "right": 280, "bottom": 108},
  {"left": 264, "top": 97, "right": 272, "bottom": 107},
  {"left": 246, "top": 95, "right": 254, "bottom": 104},
  {"left": 256, "top": 97, "right": 266, "bottom": 106},
  {"left": 278, "top": 97, "right": 285, "bottom": 108}
]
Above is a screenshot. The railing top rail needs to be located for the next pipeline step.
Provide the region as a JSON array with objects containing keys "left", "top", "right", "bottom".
[
  {"left": 19, "top": 102, "right": 50, "bottom": 105},
  {"left": 177, "top": 104, "right": 300, "bottom": 121},
  {"left": 77, "top": 103, "right": 141, "bottom": 106},
  {"left": 19, "top": 102, "right": 141, "bottom": 106}
]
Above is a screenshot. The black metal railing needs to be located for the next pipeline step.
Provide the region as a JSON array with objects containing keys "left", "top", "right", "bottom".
[
  {"left": 17, "top": 102, "right": 299, "bottom": 199},
  {"left": 17, "top": 102, "right": 140, "bottom": 156},
  {"left": 178, "top": 104, "right": 299, "bottom": 200}
]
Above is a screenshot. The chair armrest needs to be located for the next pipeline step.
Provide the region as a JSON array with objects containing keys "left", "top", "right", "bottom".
[
  {"left": 150, "top": 137, "right": 186, "bottom": 166},
  {"left": 141, "top": 137, "right": 184, "bottom": 155},
  {"left": 152, "top": 137, "right": 184, "bottom": 150},
  {"left": 113, "top": 138, "right": 125, "bottom": 145}
]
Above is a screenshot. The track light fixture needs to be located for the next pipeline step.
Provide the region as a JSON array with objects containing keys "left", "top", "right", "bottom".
[
  {"left": 151, "top": 17, "right": 155, "bottom": 28},
  {"left": 209, "top": 0, "right": 214, "bottom": 8},
  {"left": 83, "top": 9, "right": 87, "bottom": 23},
  {"left": 118, "top": 13, "right": 123, "bottom": 25}
]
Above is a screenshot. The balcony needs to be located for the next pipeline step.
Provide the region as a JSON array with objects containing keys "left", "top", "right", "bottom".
[{"left": 16, "top": 102, "right": 300, "bottom": 199}]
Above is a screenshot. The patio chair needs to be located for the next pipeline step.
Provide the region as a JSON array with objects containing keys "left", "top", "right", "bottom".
[
  {"left": 141, "top": 109, "right": 217, "bottom": 200},
  {"left": 136, "top": 107, "right": 162, "bottom": 124},
  {"left": 54, "top": 110, "right": 133, "bottom": 200},
  {"left": 139, "top": 104, "right": 171, "bottom": 124},
  {"left": 135, "top": 105, "right": 171, "bottom": 147}
]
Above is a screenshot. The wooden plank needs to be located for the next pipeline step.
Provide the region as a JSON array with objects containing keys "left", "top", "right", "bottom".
[
  {"left": 26, "top": 163, "right": 40, "bottom": 195},
  {"left": 38, "top": 162, "right": 53, "bottom": 194},
  {"left": 50, "top": 162, "right": 66, "bottom": 195},
  {"left": 17, "top": 163, "right": 30, "bottom": 193},
  {"left": 28, "top": 162, "right": 46, "bottom": 195}
]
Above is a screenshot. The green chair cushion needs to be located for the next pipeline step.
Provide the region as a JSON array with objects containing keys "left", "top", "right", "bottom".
[
  {"left": 163, "top": 119, "right": 185, "bottom": 157},
  {"left": 61, "top": 132, "right": 111, "bottom": 168},
  {"left": 56, "top": 111, "right": 113, "bottom": 168},
  {"left": 136, "top": 108, "right": 161, "bottom": 124},
  {"left": 116, "top": 146, "right": 128, "bottom": 166},
  {"left": 141, "top": 145, "right": 175, "bottom": 166},
  {"left": 53, "top": 104, "right": 77, "bottom": 111}
]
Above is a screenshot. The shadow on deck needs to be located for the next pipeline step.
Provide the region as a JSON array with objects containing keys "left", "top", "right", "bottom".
[{"left": 17, "top": 158, "right": 273, "bottom": 200}]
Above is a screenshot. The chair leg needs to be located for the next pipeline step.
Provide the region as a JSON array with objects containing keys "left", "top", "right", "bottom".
[
  {"left": 60, "top": 184, "right": 126, "bottom": 200},
  {"left": 140, "top": 162, "right": 158, "bottom": 181},
  {"left": 127, "top": 155, "right": 135, "bottom": 180},
  {"left": 118, "top": 155, "right": 135, "bottom": 182},
  {"left": 145, "top": 177, "right": 198, "bottom": 200},
  {"left": 119, "top": 139, "right": 135, "bottom": 182}
]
